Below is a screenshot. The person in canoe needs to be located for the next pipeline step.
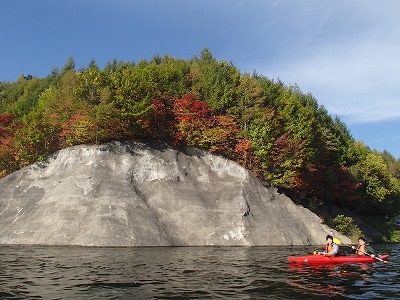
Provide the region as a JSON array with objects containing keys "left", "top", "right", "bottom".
[
  {"left": 352, "top": 237, "right": 376, "bottom": 258},
  {"left": 318, "top": 235, "right": 340, "bottom": 256}
]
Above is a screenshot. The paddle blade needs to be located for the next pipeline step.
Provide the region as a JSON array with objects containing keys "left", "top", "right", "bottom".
[{"left": 333, "top": 237, "right": 342, "bottom": 245}]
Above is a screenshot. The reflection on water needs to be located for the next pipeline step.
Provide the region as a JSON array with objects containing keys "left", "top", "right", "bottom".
[{"left": 0, "top": 244, "right": 398, "bottom": 299}]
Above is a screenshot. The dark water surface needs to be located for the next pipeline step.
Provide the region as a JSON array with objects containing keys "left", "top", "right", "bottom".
[{"left": 0, "top": 244, "right": 399, "bottom": 299}]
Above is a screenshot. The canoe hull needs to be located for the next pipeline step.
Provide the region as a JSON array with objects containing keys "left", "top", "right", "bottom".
[{"left": 288, "top": 254, "right": 389, "bottom": 264}]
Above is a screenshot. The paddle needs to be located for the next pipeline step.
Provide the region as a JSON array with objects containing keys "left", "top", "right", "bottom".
[{"left": 333, "top": 237, "right": 385, "bottom": 262}]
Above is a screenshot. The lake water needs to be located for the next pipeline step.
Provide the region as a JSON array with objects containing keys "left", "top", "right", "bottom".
[{"left": 0, "top": 244, "right": 399, "bottom": 299}]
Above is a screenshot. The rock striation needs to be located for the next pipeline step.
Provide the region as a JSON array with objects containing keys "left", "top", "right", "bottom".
[{"left": 0, "top": 141, "right": 350, "bottom": 246}]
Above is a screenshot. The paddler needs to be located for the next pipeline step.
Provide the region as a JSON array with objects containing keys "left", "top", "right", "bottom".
[
  {"left": 352, "top": 237, "right": 376, "bottom": 258},
  {"left": 318, "top": 235, "right": 340, "bottom": 256}
]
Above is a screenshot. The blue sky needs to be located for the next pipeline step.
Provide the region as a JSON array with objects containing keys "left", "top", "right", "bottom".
[{"left": 1, "top": 0, "right": 399, "bottom": 158}]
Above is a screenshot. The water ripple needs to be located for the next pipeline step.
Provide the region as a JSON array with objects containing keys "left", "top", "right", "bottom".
[{"left": 0, "top": 244, "right": 399, "bottom": 299}]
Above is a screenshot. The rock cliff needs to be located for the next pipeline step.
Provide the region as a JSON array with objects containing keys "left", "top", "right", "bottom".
[{"left": 0, "top": 141, "right": 350, "bottom": 246}]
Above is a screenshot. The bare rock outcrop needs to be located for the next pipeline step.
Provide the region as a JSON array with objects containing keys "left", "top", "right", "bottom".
[{"left": 0, "top": 141, "right": 350, "bottom": 246}]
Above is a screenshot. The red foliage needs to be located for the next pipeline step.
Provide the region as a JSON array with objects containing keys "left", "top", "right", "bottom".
[
  {"left": 173, "top": 94, "right": 210, "bottom": 122},
  {"left": 272, "top": 133, "right": 305, "bottom": 159},
  {"left": 152, "top": 99, "right": 167, "bottom": 116},
  {"left": 0, "top": 114, "right": 15, "bottom": 138},
  {"left": 0, "top": 114, "right": 18, "bottom": 176},
  {"left": 296, "top": 164, "right": 362, "bottom": 202},
  {"left": 170, "top": 95, "right": 243, "bottom": 156},
  {"left": 145, "top": 98, "right": 176, "bottom": 140}
]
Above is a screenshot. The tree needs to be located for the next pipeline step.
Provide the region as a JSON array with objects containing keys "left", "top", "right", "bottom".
[
  {"left": 232, "top": 137, "right": 259, "bottom": 172},
  {"left": 60, "top": 112, "right": 96, "bottom": 146},
  {"left": 0, "top": 113, "right": 14, "bottom": 139},
  {"left": 74, "top": 59, "right": 108, "bottom": 105},
  {"left": 381, "top": 149, "right": 400, "bottom": 179},
  {"left": 172, "top": 95, "right": 240, "bottom": 155},
  {"left": 194, "top": 48, "right": 240, "bottom": 114},
  {"left": 0, "top": 114, "right": 18, "bottom": 176},
  {"left": 146, "top": 98, "right": 176, "bottom": 140},
  {"left": 13, "top": 109, "right": 61, "bottom": 165},
  {"left": 0, "top": 76, "right": 50, "bottom": 116},
  {"left": 61, "top": 56, "right": 76, "bottom": 75},
  {"left": 110, "top": 63, "right": 156, "bottom": 135},
  {"left": 347, "top": 142, "right": 400, "bottom": 215}
]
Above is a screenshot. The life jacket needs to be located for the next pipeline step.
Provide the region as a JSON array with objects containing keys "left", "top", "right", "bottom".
[
  {"left": 356, "top": 244, "right": 366, "bottom": 255},
  {"left": 325, "top": 243, "right": 333, "bottom": 253}
]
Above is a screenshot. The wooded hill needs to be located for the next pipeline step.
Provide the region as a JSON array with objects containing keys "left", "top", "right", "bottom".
[{"left": 1, "top": 49, "right": 399, "bottom": 240}]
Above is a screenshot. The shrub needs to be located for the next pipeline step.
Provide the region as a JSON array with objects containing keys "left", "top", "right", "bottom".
[{"left": 332, "top": 214, "right": 363, "bottom": 240}]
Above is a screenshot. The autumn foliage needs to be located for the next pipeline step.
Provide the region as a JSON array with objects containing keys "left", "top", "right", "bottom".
[{"left": 0, "top": 50, "right": 399, "bottom": 219}]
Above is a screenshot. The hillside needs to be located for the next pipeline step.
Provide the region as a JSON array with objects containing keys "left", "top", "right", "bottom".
[{"left": 0, "top": 49, "right": 399, "bottom": 241}]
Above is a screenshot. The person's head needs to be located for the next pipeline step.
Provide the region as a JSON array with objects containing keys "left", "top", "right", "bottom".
[
  {"left": 358, "top": 237, "right": 366, "bottom": 245},
  {"left": 326, "top": 235, "right": 333, "bottom": 244}
]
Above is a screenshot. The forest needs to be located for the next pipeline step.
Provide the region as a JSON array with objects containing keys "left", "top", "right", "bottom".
[{"left": 1, "top": 49, "right": 400, "bottom": 240}]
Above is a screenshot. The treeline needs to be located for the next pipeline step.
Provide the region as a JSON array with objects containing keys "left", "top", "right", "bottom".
[{"left": 1, "top": 49, "right": 400, "bottom": 224}]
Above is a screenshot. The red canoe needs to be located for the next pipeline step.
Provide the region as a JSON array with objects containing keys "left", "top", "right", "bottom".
[{"left": 288, "top": 254, "right": 389, "bottom": 264}]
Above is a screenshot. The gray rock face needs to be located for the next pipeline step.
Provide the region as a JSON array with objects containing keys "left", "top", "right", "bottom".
[{"left": 0, "top": 141, "right": 350, "bottom": 246}]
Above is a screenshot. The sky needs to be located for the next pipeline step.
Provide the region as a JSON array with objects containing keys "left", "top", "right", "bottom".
[{"left": 1, "top": 0, "right": 399, "bottom": 158}]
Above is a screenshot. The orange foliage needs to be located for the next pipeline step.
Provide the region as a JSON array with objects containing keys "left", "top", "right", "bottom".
[
  {"left": 233, "top": 138, "right": 259, "bottom": 173},
  {"left": 60, "top": 113, "right": 95, "bottom": 146}
]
